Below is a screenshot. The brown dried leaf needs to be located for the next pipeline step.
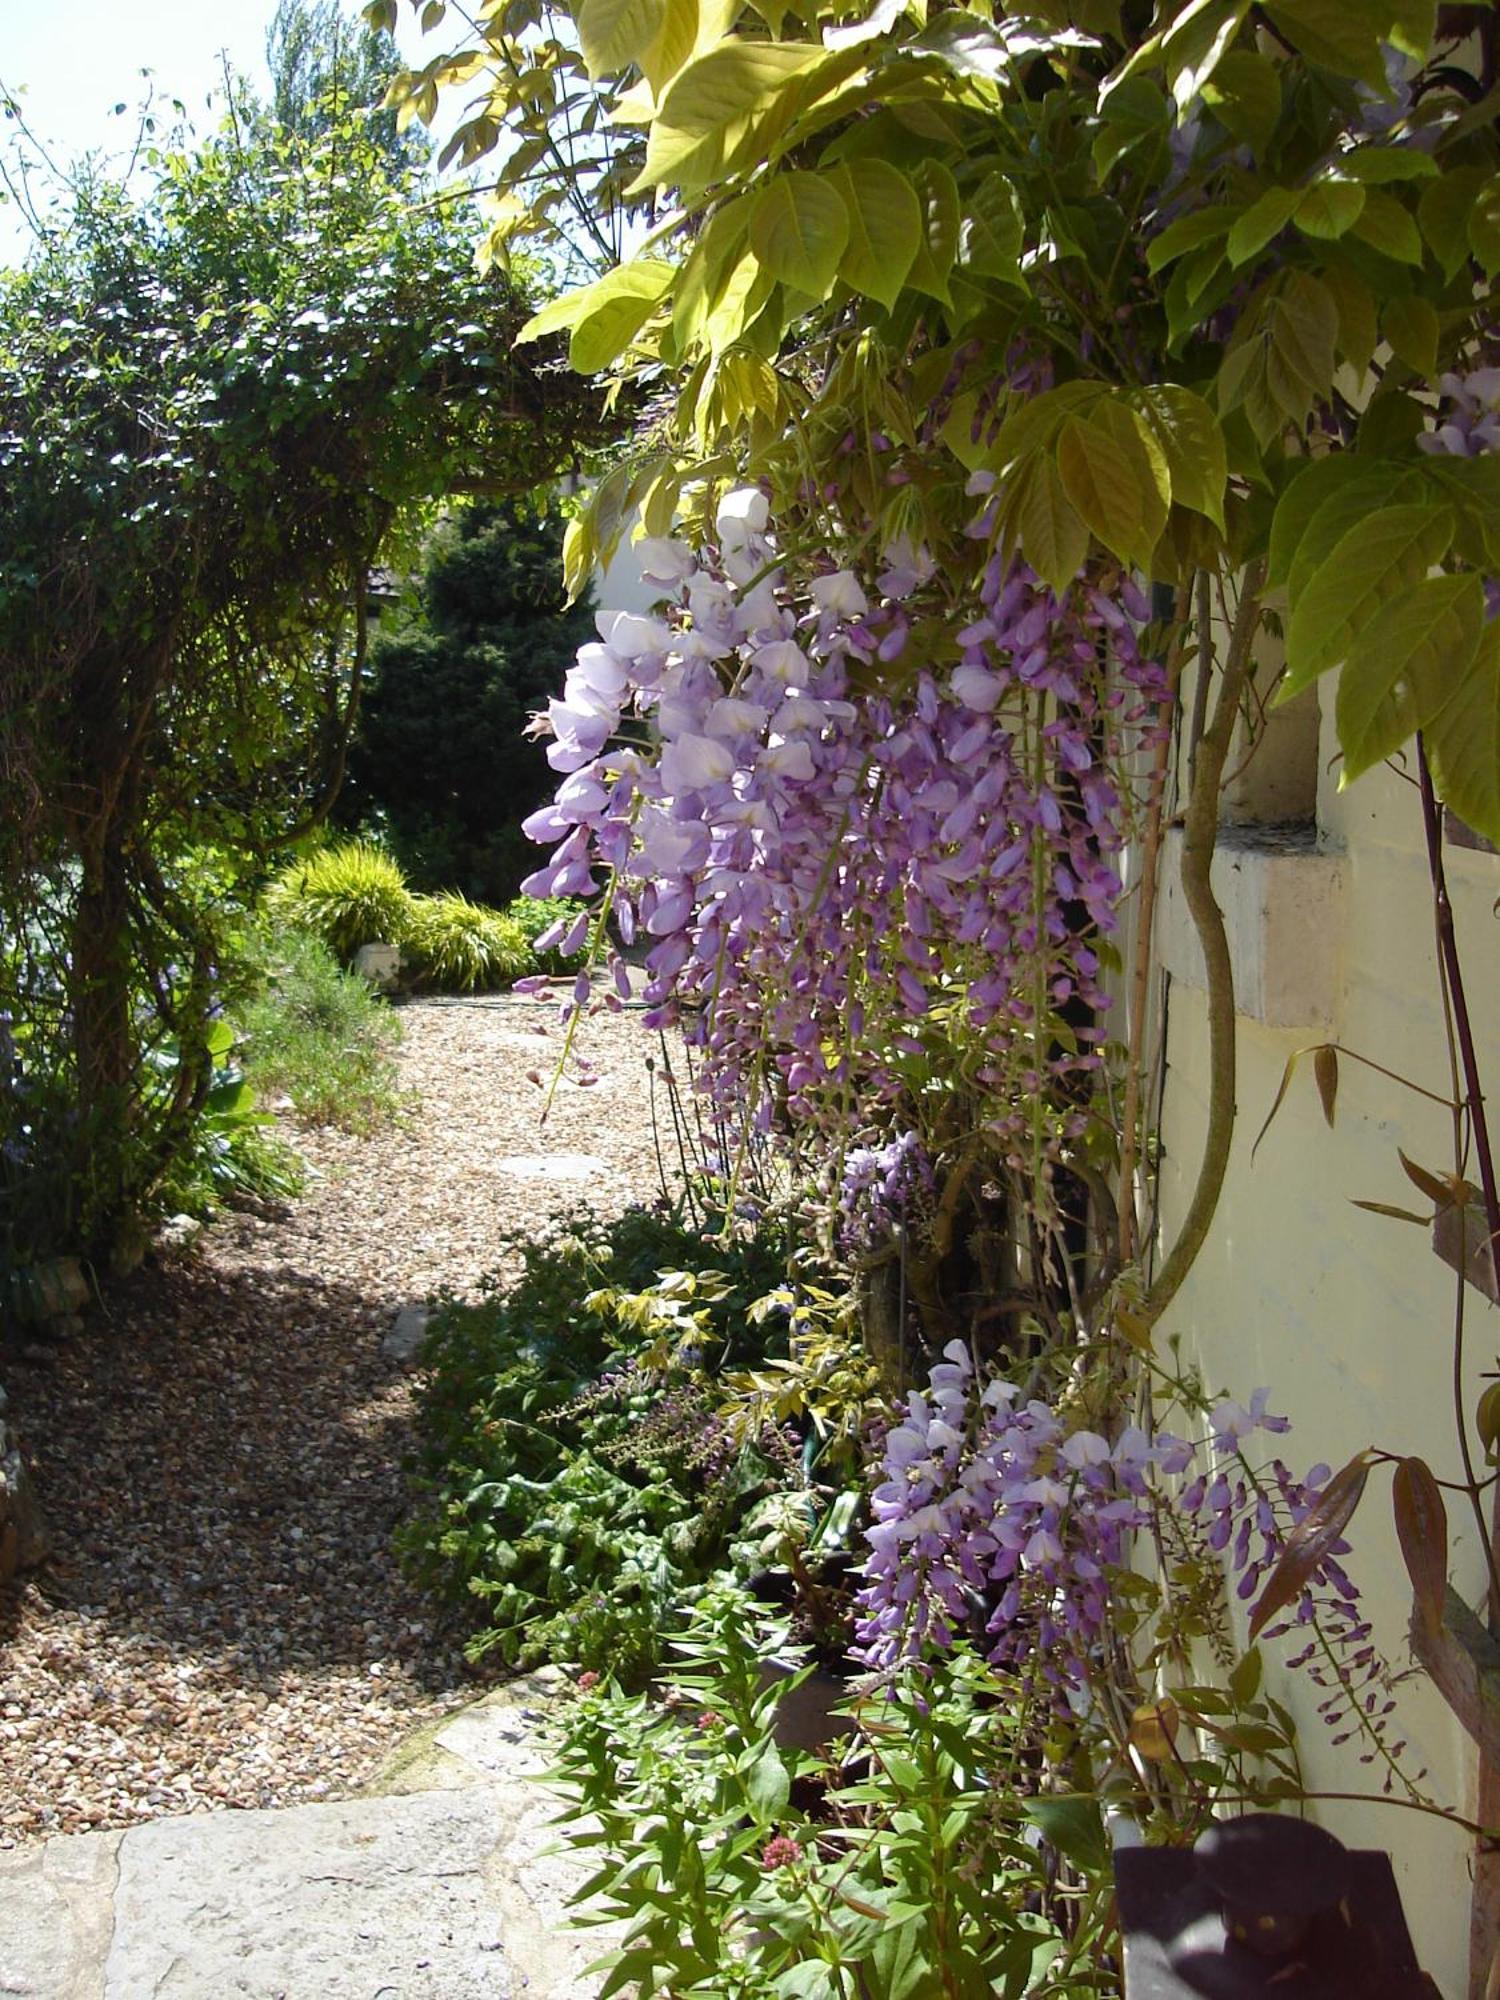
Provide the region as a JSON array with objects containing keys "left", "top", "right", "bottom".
[
  {"left": 1251, "top": 1048, "right": 1303, "bottom": 1161},
  {"left": 1314, "top": 1043, "right": 1338, "bottom": 1127},
  {"left": 1129, "top": 1697, "right": 1181, "bottom": 1763},
  {"left": 1392, "top": 1457, "right": 1448, "bottom": 1642},
  {"left": 1398, "top": 1148, "right": 1462, "bottom": 1210},
  {"left": 1252, "top": 1044, "right": 1338, "bottom": 1160},
  {"left": 1350, "top": 1199, "right": 1430, "bottom": 1225},
  {"left": 1249, "top": 1451, "right": 1373, "bottom": 1641}
]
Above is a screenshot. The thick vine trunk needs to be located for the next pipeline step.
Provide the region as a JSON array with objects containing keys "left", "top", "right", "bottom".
[{"left": 61, "top": 645, "right": 158, "bottom": 1258}]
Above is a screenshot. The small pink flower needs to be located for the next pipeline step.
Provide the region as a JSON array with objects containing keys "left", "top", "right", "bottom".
[
  {"left": 762, "top": 1834, "right": 804, "bottom": 1872},
  {"left": 577, "top": 1671, "right": 599, "bottom": 1692}
]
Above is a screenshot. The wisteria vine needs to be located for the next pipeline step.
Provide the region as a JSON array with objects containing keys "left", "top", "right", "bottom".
[
  {"left": 854, "top": 1342, "right": 1410, "bottom": 1785},
  {"left": 521, "top": 492, "right": 1167, "bottom": 1177}
]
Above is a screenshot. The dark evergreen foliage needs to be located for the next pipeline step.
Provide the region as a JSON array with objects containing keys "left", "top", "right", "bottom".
[{"left": 342, "top": 504, "right": 596, "bottom": 904}]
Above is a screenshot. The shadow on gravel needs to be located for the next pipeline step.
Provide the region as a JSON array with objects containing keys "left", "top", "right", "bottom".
[{"left": 0, "top": 1252, "right": 462, "bottom": 1692}]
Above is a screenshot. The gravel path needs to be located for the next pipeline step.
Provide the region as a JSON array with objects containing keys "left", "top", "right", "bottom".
[{"left": 0, "top": 991, "right": 678, "bottom": 1848}]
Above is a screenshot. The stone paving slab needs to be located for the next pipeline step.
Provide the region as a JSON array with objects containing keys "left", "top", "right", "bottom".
[
  {"left": 0, "top": 1826, "right": 122, "bottom": 2000},
  {"left": 103, "top": 1785, "right": 515, "bottom": 1999},
  {"left": 0, "top": 1684, "right": 615, "bottom": 2000}
]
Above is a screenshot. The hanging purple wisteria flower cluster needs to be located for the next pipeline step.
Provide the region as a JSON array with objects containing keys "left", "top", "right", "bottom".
[
  {"left": 520, "top": 492, "right": 1167, "bottom": 1156},
  {"left": 853, "top": 1343, "right": 1382, "bottom": 1755},
  {"left": 836, "top": 1130, "right": 934, "bottom": 1253}
]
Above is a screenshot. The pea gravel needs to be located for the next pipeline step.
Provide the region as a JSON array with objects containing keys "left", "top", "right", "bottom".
[{"left": 0, "top": 991, "right": 680, "bottom": 1848}]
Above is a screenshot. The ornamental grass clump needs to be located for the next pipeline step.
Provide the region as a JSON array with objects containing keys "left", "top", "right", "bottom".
[
  {"left": 402, "top": 891, "right": 529, "bottom": 992},
  {"left": 265, "top": 840, "right": 415, "bottom": 961}
]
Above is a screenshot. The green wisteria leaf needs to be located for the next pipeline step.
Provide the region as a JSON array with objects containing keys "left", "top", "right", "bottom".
[
  {"left": 1283, "top": 503, "right": 1456, "bottom": 694},
  {"left": 1336, "top": 572, "right": 1483, "bottom": 783},
  {"left": 1425, "top": 622, "right": 1500, "bottom": 848},
  {"left": 749, "top": 172, "right": 850, "bottom": 296},
  {"left": 833, "top": 159, "right": 921, "bottom": 309}
]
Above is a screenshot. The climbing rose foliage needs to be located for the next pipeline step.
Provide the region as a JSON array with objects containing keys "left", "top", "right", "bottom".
[{"left": 522, "top": 494, "right": 1167, "bottom": 1152}]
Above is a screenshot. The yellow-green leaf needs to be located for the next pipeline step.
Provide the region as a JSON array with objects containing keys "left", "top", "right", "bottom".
[
  {"left": 1321, "top": 261, "right": 1377, "bottom": 379},
  {"left": 1381, "top": 294, "right": 1438, "bottom": 379},
  {"left": 1419, "top": 166, "right": 1488, "bottom": 281},
  {"left": 1341, "top": 144, "right": 1437, "bottom": 184},
  {"left": 1262, "top": 0, "right": 1387, "bottom": 89},
  {"left": 641, "top": 0, "right": 701, "bottom": 93},
  {"left": 1278, "top": 463, "right": 1420, "bottom": 597},
  {"left": 962, "top": 170, "right": 1024, "bottom": 282},
  {"left": 1283, "top": 503, "right": 1455, "bottom": 694},
  {"left": 517, "top": 258, "right": 677, "bottom": 346},
  {"left": 1295, "top": 178, "right": 1365, "bottom": 240},
  {"left": 1335, "top": 572, "right": 1484, "bottom": 783},
  {"left": 577, "top": 0, "right": 667, "bottom": 78},
  {"left": 1349, "top": 188, "right": 1424, "bottom": 266},
  {"left": 1266, "top": 270, "right": 1338, "bottom": 428},
  {"left": 1146, "top": 204, "right": 1238, "bottom": 273},
  {"left": 1133, "top": 384, "right": 1227, "bottom": 530},
  {"left": 635, "top": 41, "right": 829, "bottom": 193},
  {"left": 1160, "top": 0, "right": 1252, "bottom": 113},
  {"left": 987, "top": 382, "right": 1104, "bottom": 477},
  {"left": 1387, "top": 0, "right": 1436, "bottom": 60},
  {"left": 749, "top": 172, "right": 849, "bottom": 296},
  {"left": 904, "top": 158, "right": 960, "bottom": 303},
  {"left": 671, "top": 197, "right": 753, "bottom": 351},
  {"left": 703, "top": 246, "right": 774, "bottom": 355},
  {"left": 832, "top": 159, "right": 920, "bottom": 310},
  {"left": 1056, "top": 406, "right": 1167, "bottom": 571},
  {"left": 1199, "top": 49, "right": 1281, "bottom": 157},
  {"left": 1227, "top": 187, "right": 1299, "bottom": 266},
  {"left": 1013, "top": 455, "right": 1088, "bottom": 598},
  {"left": 1425, "top": 622, "right": 1500, "bottom": 849},
  {"left": 1470, "top": 177, "right": 1500, "bottom": 278}
]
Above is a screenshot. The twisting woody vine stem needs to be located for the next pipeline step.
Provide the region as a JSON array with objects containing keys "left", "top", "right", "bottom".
[{"left": 1142, "top": 561, "right": 1265, "bottom": 1329}]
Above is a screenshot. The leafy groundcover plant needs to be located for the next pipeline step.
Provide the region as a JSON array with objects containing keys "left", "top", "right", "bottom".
[
  {"left": 552, "top": 1581, "right": 1110, "bottom": 2000},
  {"left": 399, "top": 1198, "right": 805, "bottom": 1679}
]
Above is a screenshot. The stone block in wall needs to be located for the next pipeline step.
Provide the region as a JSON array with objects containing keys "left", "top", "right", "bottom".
[{"left": 1157, "top": 825, "right": 1345, "bottom": 1032}]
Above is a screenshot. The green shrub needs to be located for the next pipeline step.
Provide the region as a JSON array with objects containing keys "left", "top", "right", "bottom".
[
  {"left": 399, "top": 1201, "right": 797, "bottom": 1679},
  {"left": 502, "top": 893, "right": 588, "bottom": 976},
  {"left": 235, "top": 926, "right": 405, "bottom": 1132},
  {"left": 266, "top": 840, "right": 415, "bottom": 960},
  {"left": 403, "top": 892, "right": 529, "bottom": 992}
]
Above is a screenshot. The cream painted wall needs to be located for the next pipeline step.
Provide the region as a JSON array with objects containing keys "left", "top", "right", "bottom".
[{"left": 1152, "top": 728, "right": 1500, "bottom": 1992}]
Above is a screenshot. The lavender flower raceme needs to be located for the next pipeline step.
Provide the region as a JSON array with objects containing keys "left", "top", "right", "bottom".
[
  {"left": 853, "top": 1345, "right": 1386, "bottom": 1760},
  {"left": 520, "top": 498, "right": 1167, "bottom": 1170},
  {"left": 837, "top": 1131, "right": 932, "bottom": 1252}
]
